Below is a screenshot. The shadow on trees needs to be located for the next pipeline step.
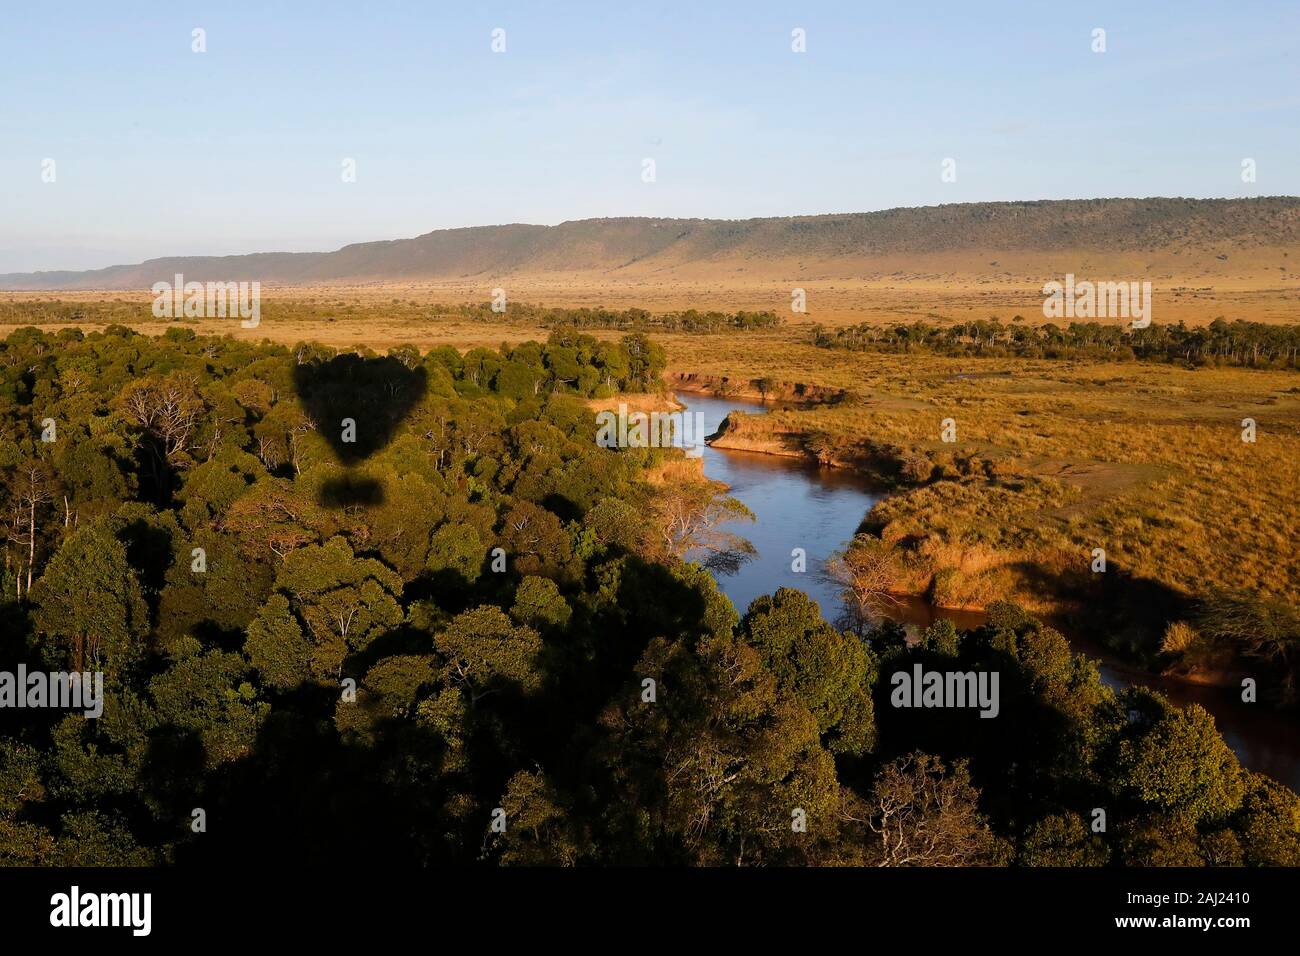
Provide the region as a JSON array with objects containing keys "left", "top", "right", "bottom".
[
  {"left": 868, "top": 637, "right": 1096, "bottom": 835},
  {"left": 118, "top": 516, "right": 174, "bottom": 624},
  {"left": 317, "top": 473, "right": 386, "bottom": 508},
  {"left": 293, "top": 355, "right": 428, "bottom": 505},
  {"left": 172, "top": 698, "right": 466, "bottom": 866}
]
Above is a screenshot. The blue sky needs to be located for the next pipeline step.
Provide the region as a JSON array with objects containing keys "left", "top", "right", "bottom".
[{"left": 2, "top": 0, "right": 1297, "bottom": 271}]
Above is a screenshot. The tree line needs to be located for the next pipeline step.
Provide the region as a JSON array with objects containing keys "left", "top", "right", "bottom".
[
  {"left": 814, "top": 318, "right": 1300, "bottom": 369},
  {"left": 447, "top": 302, "right": 782, "bottom": 333}
]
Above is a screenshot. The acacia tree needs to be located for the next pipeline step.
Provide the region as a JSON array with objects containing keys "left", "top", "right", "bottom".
[
  {"left": 222, "top": 477, "right": 328, "bottom": 561},
  {"left": 599, "top": 631, "right": 844, "bottom": 866},
  {"left": 253, "top": 400, "right": 317, "bottom": 475},
  {"left": 841, "top": 752, "right": 1000, "bottom": 867},
  {"left": 49, "top": 427, "right": 133, "bottom": 526},
  {"left": 4, "top": 458, "right": 54, "bottom": 599},
  {"left": 116, "top": 373, "right": 206, "bottom": 495},
  {"left": 411, "top": 400, "right": 455, "bottom": 472},
  {"left": 824, "top": 533, "right": 904, "bottom": 615},
  {"left": 498, "top": 501, "right": 578, "bottom": 581},
  {"left": 270, "top": 536, "right": 404, "bottom": 680},
  {"left": 510, "top": 576, "right": 571, "bottom": 631},
  {"left": 652, "top": 482, "right": 755, "bottom": 573},
  {"left": 488, "top": 770, "right": 586, "bottom": 866},
  {"left": 435, "top": 606, "right": 541, "bottom": 704},
  {"left": 30, "top": 521, "right": 148, "bottom": 675},
  {"left": 739, "top": 588, "right": 876, "bottom": 756},
  {"left": 618, "top": 333, "right": 665, "bottom": 390},
  {"left": 244, "top": 594, "right": 313, "bottom": 690},
  {"left": 1107, "top": 691, "right": 1246, "bottom": 825}
]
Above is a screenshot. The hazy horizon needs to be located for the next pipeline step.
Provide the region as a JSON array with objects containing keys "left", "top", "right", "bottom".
[
  {"left": 10, "top": 194, "right": 1299, "bottom": 278},
  {"left": 4, "top": 0, "right": 1297, "bottom": 272}
]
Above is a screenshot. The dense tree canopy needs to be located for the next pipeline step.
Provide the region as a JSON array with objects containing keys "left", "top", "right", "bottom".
[{"left": 0, "top": 325, "right": 1294, "bottom": 867}]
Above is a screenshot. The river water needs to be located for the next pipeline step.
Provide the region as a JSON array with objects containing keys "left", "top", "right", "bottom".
[{"left": 679, "top": 391, "right": 1300, "bottom": 790}]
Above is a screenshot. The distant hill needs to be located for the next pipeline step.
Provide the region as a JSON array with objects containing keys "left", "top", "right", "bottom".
[{"left": 4, "top": 197, "right": 1299, "bottom": 290}]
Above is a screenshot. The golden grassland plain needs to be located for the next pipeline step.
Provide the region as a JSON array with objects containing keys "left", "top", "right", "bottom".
[
  {"left": 1, "top": 249, "right": 1297, "bottom": 346},
  {"left": 2, "top": 285, "right": 1297, "bottom": 638},
  {"left": 689, "top": 342, "right": 1300, "bottom": 628}
]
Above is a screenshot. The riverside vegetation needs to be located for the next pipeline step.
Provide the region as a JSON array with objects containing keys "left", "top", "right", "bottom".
[
  {"left": 684, "top": 323, "right": 1300, "bottom": 707},
  {"left": 0, "top": 323, "right": 1296, "bottom": 867},
  {"left": 814, "top": 317, "right": 1300, "bottom": 370}
]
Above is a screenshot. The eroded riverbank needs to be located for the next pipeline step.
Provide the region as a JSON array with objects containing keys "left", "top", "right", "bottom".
[{"left": 678, "top": 388, "right": 1300, "bottom": 789}]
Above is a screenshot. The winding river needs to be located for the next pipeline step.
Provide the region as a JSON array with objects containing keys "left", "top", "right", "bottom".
[{"left": 680, "top": 391, "right": 1300, "bottom": 790}]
